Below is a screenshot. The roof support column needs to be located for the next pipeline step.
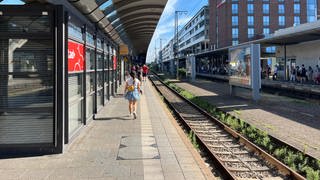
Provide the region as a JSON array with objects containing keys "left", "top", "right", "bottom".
[{"left": 284, "top": 44, "right": 287, "bottom": 81}]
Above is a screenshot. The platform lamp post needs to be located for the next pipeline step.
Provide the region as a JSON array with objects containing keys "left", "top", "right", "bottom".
[
  {"left": 159, "top": 38, "right": 166, "bottom": 72},
  {"left": 174, "top": 10, "right": 187, "bottom": 79}
]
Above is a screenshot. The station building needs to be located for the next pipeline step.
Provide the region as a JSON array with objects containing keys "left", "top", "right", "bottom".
[
  {"left": 209, "top": 0, "right": 320, "bottom": 48},
  {"left": 0, "top": 0, "right": 166, "bottom": 155}
]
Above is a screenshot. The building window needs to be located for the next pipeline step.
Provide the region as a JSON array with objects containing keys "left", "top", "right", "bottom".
[
  {"left": 278, "top": 4, "right": 285, "bottom": 14},
  {"left": 307, "top": 0, "right": 317, "bottom": 22},
  {"left": 232, "top": 4, "right": 238, "bottom": 14},
  {"left": 263, "top": 28, "right": 270, "bottom": 35},
  {"left": 248, "top": 16, "right": 254, "bottom": 26},
  {"left": 294, "top": 16, "right": 300, "bottom": 25},
  {"left": 248, "top": 28, "right": 254, "bottom": 38},
  {"left": 263, "top": 4, "right": 269, "bottom": 14},
  {"left": 263, "top": 16, "right": 269, "bottom": 26},
  {"left": 232, "top": 28, "right": 239, "bottom": 38},
  {"left": 279, "top": 16, "right": 285, "bottom": 26},
  {"left": 232, "top": 16, "right": 238, "bottom": 26},
  {"left": 247, "top": 4, "right": 254, "bottom": 14},
  {"left": 278, "top": 0, "right": 284, "bottom": 2},
  {"left": 294, "top": 4, "right": 300, "bottom": 14},
  {"left": 266, "top": 46, "right": 276, "bottom": 53},
  {"left": 232, "top": 40, "right": 239, "bottom": 46}
]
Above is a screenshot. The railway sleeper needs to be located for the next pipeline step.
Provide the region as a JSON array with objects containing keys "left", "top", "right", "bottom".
[
  {"left": 193, "top": 129, "right": 223, "bottom": 134},
  {"left": 188, "top": 122, "right": 215, "bottom": 126},
  {"left": 203, "top": 138, "right": 233, "bottom": 143},
  {"left": 213, "top": 151, "right": 249, "bottom": 155},
  {"left": 207, "top": 143, "right": 242, "bottom": 149}
]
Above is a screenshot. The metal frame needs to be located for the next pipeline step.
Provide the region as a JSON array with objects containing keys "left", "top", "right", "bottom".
[{"left": 0, "top": 4, "right": 64, "bottom": 155}]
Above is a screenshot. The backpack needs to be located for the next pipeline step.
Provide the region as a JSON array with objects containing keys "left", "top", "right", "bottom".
[{"left": 301, "top": 68, "right": 306, "bottom": 75}]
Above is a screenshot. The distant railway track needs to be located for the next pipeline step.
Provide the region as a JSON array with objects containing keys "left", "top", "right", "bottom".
[{"left": 149, "top": 73, "right": 305, "bottom": 180}]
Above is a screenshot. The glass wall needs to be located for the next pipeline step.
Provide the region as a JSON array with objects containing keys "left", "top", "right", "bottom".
[
  {"left": 0, "top": 15, "right": 54, "bottom": 144},
  {"left": 109, "top": 46, "right": 114, "bottom": 96},
  {"left": 86, "top": 47, "right": 95, "bottom": 120},
  {"left": 96, "top": 51, "right": 104, "bottom": 110},
  {"left": 67, "top": 20, "right": 84, "bottom": 136},
  {"left": 104, "top": 44, "right": 110, "bottom": 102}
]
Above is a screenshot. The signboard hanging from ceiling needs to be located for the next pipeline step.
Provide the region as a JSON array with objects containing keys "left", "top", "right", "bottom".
[{"left": 119, "top": 44, "right": 129, "bottom": 55}]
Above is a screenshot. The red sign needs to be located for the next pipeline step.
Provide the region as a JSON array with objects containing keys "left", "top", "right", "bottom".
[
  {"left": 68, "top": 40, "right": 84, "bottom": 72},
  {"left": 113, "top": 56, "right": 117, "bottom": 70}
]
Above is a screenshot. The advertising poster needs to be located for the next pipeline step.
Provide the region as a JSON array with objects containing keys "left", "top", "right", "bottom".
[
  {"left": 113, "top": 56, "right": 117, "bottom": 70},
  {"left": 68, "top": 40, "right": 84, "bottom": 72},
  {"left": 229, "top": 46, "right": 252, "bottom": 87}
]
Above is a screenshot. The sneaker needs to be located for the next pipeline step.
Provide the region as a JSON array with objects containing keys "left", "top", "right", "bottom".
[
  {"left": 129, "top": 113, "right": 132, "bottom": 117},
  {"left": 133, "top": 112, "right": 137, "bottom": 119}
]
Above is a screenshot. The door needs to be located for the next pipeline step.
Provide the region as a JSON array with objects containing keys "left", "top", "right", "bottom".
[{"left": 0, "top": 6, "right": 57, "bottom": 153}]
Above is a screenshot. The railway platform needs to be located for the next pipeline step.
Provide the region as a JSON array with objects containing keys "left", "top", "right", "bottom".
[
  {"left": 0, "top": 80, "right": 214, "bottom": 180},
  {"left": 171, "top": 78, "right": 320, "bottom": 159}
]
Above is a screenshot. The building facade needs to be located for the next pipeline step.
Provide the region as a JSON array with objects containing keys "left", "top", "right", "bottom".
[
  {"left": 209, "top": 0, "right": 320, "bottom": 49},
  {"left": 177, "top": 6, "right": 210, "bottom": 57},
  {"left": 160, "top": 6, "right": 210, "bottom": 74}
]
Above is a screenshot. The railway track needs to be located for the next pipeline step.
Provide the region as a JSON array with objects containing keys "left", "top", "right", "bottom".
[{"left": 149, "top": 74, "right": 305, "bottom": 180}]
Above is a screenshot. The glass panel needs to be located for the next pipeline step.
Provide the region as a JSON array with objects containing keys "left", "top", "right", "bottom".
[
  {"left": 68, "top": 100, "right": 83, "bottom": 135},
  {"left": 86, "top": 94, "right": 94, "bottom": 119},
  {"left": 86, "top": 48, "right": 95, "bottom": 70},
  {"left": 97, "top": 72, "right": 103, "bottom": 89},
  {"left": 0, "top": 39, "right": 53, "bottom": 144},
  {"left": 68, "top": 73, "right": 83, "bottom": 102},
  {"left": 86, "top": 32, "right": 94, "bottom": 46},
  {"left": 97, "top": 90, "right": 103, "bottom": 109},
  {"left": 97, "top": 38, "right": 102, "bottom": 50},
  {"left": 68, "top": 22, "right": 83, "bottom": 41},
  {"left": 86, "top": 73, "right": 95, "bottom": 93},
  {"left": 0, "top": 16, "right": 50, "bottom": 33},
  {"left": 97, "top": 53, "right": 103, "bottom": 70}
]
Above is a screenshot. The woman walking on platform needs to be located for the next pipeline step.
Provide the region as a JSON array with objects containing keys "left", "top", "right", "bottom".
[{"left": 124, "top": 71, "right": 141, "bottom": 119}]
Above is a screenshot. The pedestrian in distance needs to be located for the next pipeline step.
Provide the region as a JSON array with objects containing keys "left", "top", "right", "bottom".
[
  {"left": 307, "top": 66, "right": 313, "bottom": 82},
  {"left": 124, "top": 71, "right": 142, "bottom": 119},
  {"left": 290, "top": 66, "right": 296, "bottom": 82},
  {"left": 272, "top": 65, "right": 278, "bottom": 80},
  {"left": 142, "top": 64, "right": 149, "bottom": 81},
  {"left": 300, "top": 64, "right": 307, "bottom": 83}
]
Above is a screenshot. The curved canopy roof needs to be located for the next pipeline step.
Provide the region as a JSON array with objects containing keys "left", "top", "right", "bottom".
[{"left": 68, "top": 0, "right": 167, "bottom": 55}]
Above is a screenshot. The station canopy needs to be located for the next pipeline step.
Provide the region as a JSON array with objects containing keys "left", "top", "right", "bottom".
[
  {"left": 255, "top": 20, "right": 320, "bottom": 45},
  {"left": 71, "top": 0, "right": 168, "bottom": 55},
  {"left": 25, "top": 0, "right": 168, "bottom": 55}
]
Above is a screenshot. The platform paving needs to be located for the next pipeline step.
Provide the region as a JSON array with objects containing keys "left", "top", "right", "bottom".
[
  {"left": 0, "top": 80, "right": 214, "bottom": 180},
  {"left": 172, "top": 79, "right": 320, "bottom": 159}
]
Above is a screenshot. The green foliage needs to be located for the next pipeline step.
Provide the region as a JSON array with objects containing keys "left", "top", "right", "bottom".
[
  {"left": 188, "top": 130, "right": 199, "bottom": 150},
  {"left": 274, "top": 147, "right": 288, "bottom": 160},
  {"left": 178, "top": 68, "right": 186, "bottom": 79},
  {"left": 302, "top": 166, "right": 320, "bottom": 180}
]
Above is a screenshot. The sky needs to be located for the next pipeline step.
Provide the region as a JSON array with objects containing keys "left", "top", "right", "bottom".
[
  {"left": 145, "top": 0, "right": 208, "bottom": 63},
  {"left": 0, "top": 0, "right": 24, "bottom": 4}
]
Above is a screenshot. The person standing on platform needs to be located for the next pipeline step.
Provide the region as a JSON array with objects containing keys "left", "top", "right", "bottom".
[
  {"left": 142, "top": 64, "right": 149, "bottom": 81},
  {"left": 124, "top": 71, "right": 141, "bottom": 119},
  {"left": 290, "top": 66, "right": 296, "bottom": 82},
  {"left": 307, "top": 66, "right": 313, "bottom": 82},
  {"left": 272, "top": 65, "right": 278, "bottom": 80},
  {"left": 301, "top": 64, "right": 307, "bottom": 83}
]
